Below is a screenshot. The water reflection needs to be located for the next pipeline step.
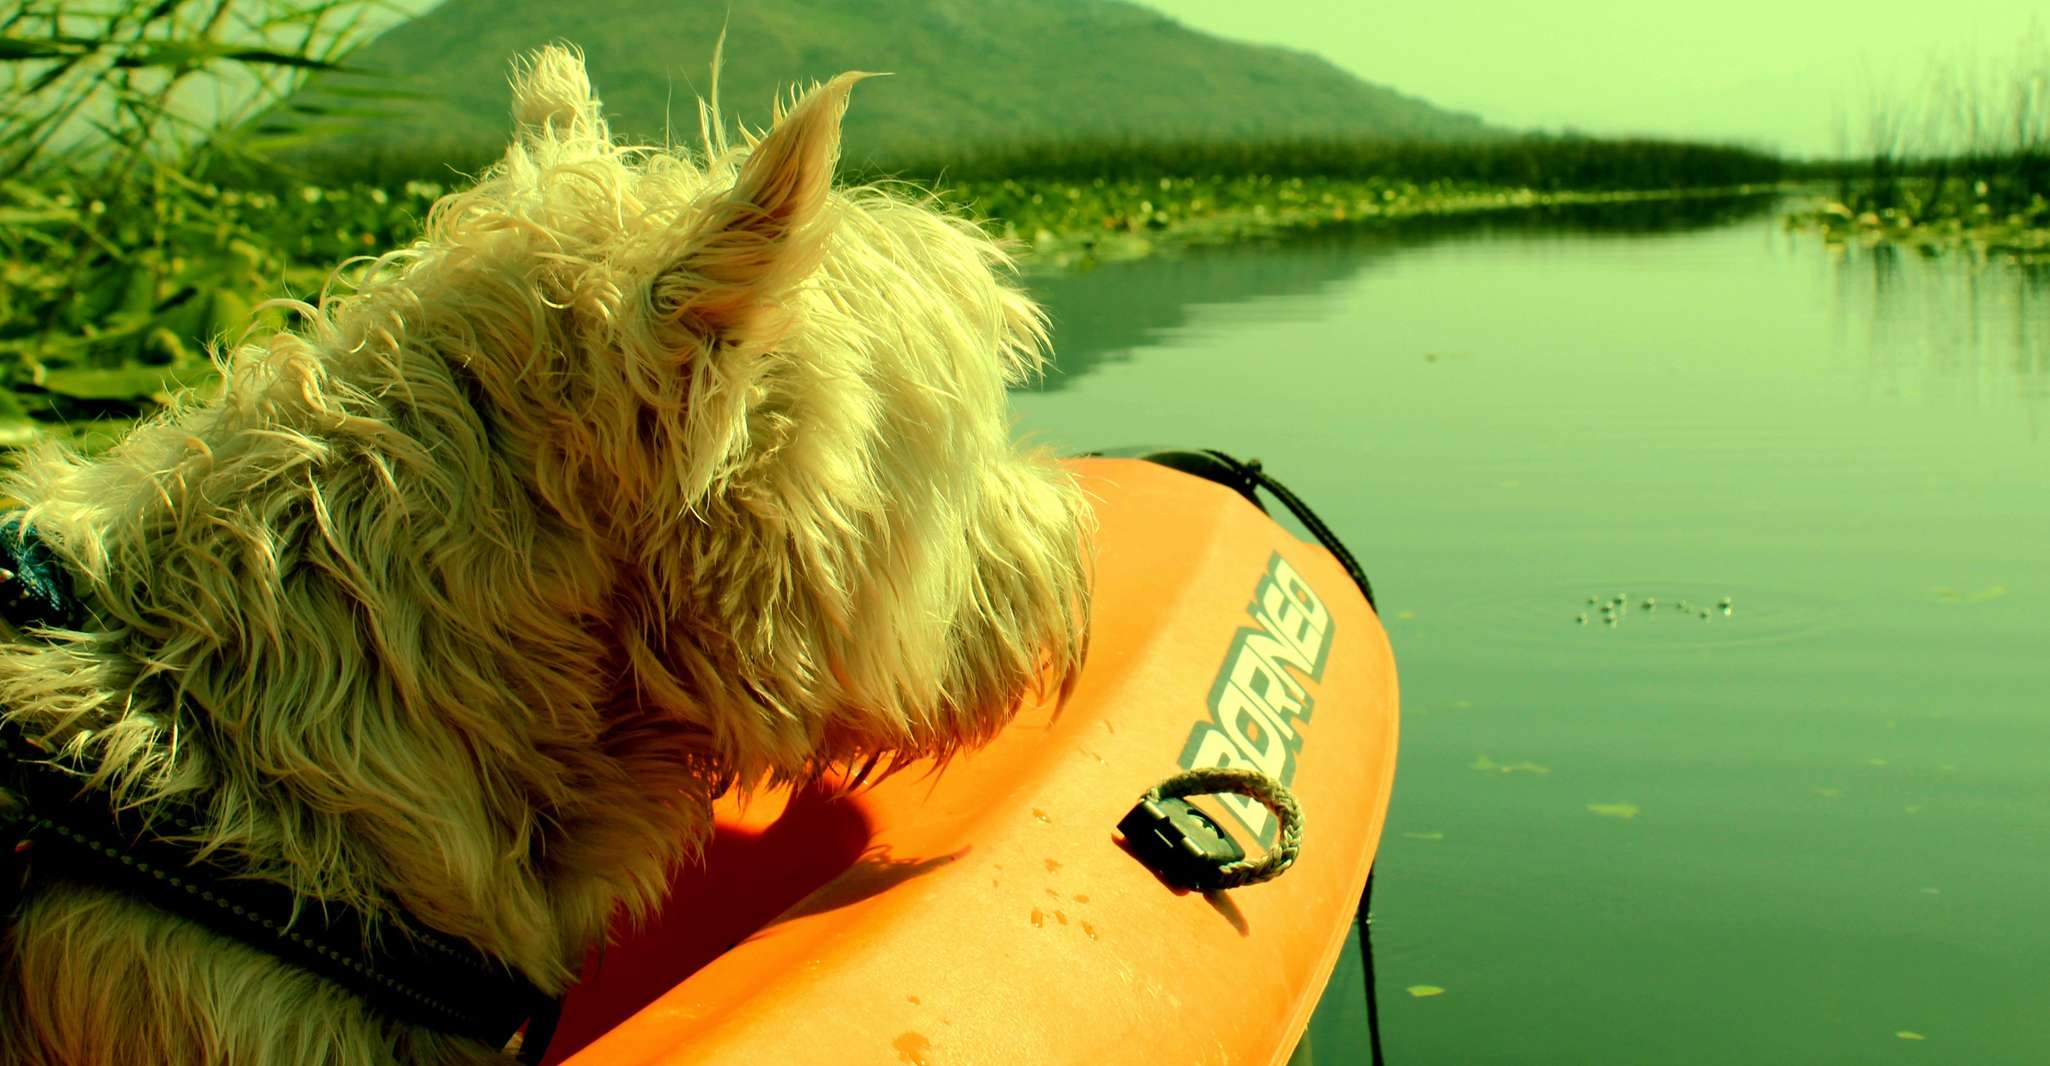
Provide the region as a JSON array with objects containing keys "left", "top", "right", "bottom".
[
  {"left": 1011, "top": 192, "right": 2050, "bottom": 1066},
  {"left": 1027, "top": 193, "right": 1784, "bottom": 391},
  {"left": 1027, "top": 193, "right": 2050, "bottom": 433},
  {"left": 1821, "top": 234, "right": 2050, "bottom": 428}
]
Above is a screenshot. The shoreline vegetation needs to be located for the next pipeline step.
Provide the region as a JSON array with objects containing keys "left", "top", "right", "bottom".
[
  {"left": 0, "top": 7, "right": 1795, "bottom": 453},
  {"left": 1782, "top": 36, "right": 2050, "bottom": 263},
  {"left": 948, "top": 175, "right": 1788, "bottom": 271},
  {"left": 0, "top": 168, "right": 1788, "bottom": 450},
  {"left": 1785, "top": 194, "right": 2049, "bottom": 263},
  {"left": 0, "top": 168, "right": 1783, "bottom": 451},
  {"left": 2, "top": 0, "right": 2045, "bottom": 449}
]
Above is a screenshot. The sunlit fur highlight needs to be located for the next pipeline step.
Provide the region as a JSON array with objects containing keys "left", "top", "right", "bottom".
[{"left": 0, "top": 44, "right": 1089, "bottom": 1065}]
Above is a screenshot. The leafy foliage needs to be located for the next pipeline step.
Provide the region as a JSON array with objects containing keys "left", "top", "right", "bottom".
[
  {"left": 0, "top": 1, "right": 1791, "bottom": 450},
  {"left": 0, "top": 0, "right": 402, "bottom": 443},
  {"left": 1788, "top": 32, "right": 2050, "bottom": 247}
]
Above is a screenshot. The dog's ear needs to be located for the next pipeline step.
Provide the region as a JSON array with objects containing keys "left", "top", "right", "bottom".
[
  {"left": 654, "top": 72, "right": 876, "bottom": 342},
  {"left": 509, "top": 44, "right": 610, "bottom": 147}
]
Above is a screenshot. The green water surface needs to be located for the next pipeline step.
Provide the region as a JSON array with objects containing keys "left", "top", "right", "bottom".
[{"left": 1011, "top": 198, "right": 2050, "bottom": 1065}]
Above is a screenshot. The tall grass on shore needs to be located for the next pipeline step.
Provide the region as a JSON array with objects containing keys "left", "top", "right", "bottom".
[
  {"left": 1797, "top": 34, "right": 2049, "bottom": 231},
  {"left": 0, "top": 0, "right": 393, "bottom": 389},
  {"left": 2, "top": 2, "right": 1789, "bottom": 439},
  {"left": 272, "top": 127, "right": 1786, "bottom": 196},
  {"left": 245, "top": 131, "right": 1784, "bottom": 278},
  {"left": 862, "top": 133, "right": 1784, "bottom": 191}
]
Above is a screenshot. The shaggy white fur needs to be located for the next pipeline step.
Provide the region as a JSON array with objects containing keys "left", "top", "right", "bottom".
[{"left": 0, "top": 44, "right": 1089, "bottom": 1065}]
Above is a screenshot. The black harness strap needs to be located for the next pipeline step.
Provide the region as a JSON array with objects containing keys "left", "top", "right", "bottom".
[
  {"left": 0, "top": 718, "right": 560, "bottom": 1050},
  {"left": 0, "top": 520, "right": 564, "bottom": 1056},
  {"left": 0, "top": 515, "right": 80, "bottom": 633}
]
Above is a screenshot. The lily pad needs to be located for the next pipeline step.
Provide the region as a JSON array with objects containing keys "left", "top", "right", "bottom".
[
  {"left": 0, "top": 419, "right": 40, "bottom": 449},
  {"left": 34, "top": 362, "right": 218, "bottom": 403},
  {"left": 1471, "top": 755, "right": 1550, "bottom": 775}
]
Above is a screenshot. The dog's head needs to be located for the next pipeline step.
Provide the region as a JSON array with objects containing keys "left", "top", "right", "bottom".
[{"left": 419, "top": 45, "right": 1090, "bottom": 783}]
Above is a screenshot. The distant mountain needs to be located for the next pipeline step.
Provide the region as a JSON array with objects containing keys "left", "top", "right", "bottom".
[{"left": 273, "top": 0, "right": 1493, "bottom": 168}]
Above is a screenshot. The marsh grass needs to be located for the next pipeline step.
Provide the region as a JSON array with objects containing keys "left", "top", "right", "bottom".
[
  {"left": 0, "top": 2, "right": 1789, "bottom": 444},
  {"left": 0, "top": 0, "right": 399, "bottom": 436},
  {"left": 1796, "top": 32, "right": 2049, "bottom": 253},
  {"left": 863, "top": 134, "right": 1783, "bottom": 191}
]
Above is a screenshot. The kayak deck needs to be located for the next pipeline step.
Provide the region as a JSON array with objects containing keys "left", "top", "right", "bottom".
[{"left": 542, "top": 456, "right": 1400, "bottom": 1065}]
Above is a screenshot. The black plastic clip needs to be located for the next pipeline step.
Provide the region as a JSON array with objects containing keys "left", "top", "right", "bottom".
[
  {"left": 1117, "top": 795, "right": 1246, "bottom": 891},
  {"left": 0, "top": 516, "right": 79, "bottom": 632}
]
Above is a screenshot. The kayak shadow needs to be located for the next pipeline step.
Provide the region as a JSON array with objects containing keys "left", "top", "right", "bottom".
[
  {"left": 1112, "top": 834, "right": 1252, "bottom": 937},
  {"left": 547, "top": 782, "right": 912, "bottom": 1061},
  {"left": 775, "top": 843, "right": 969, "bottom": 924},
  {"left": 1203, "top": 889, "right": 1251, "bottom": 937}
]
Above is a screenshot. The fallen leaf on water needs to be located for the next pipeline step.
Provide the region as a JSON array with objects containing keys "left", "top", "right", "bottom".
[
  {"left": 1471, "top": 755, "right": 1550, "bottom": 775},
  {"left": 1407, "top": 985, "right": 1445, "bottom": 998},
  {"left": 0, "top": 420, "right": 39, "bottom": 448},
  {"left": 1933, "top": 585, "right": 2008, "bottom": 604},
  {"left": 1587, "top": 803, "right": 1639, "bottom": 820}
]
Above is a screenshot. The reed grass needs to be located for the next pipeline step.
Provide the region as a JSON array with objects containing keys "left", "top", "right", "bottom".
[
  {"left": 0, "top": 1, "right": 1792, "bottom": 444},
  {"left": 863, "top": 133, "right": 1783, "bottom": 191},
  {"left": 1791, "top": 31, "right": 2049, "bottom": 251},
  {"left": 0, "top": 0, "right": 398, "bottom": 391}
]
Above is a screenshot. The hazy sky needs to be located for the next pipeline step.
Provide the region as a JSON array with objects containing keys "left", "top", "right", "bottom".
[
  {"left": 215, "top": 0, "right": 2047, "bottom": 158},
  {"left": 1134, "top": 0, "right": 2048, "bottom": 156}
]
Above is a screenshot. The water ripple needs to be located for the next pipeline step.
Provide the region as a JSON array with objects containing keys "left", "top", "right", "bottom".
[{"left": 1441, "top": 578, "right": 1837, "bottom": 652}]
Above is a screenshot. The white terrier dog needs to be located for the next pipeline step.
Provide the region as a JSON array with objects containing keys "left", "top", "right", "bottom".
[{"left": 0, "top": 45, "right": 1087, "bottom": 1065}]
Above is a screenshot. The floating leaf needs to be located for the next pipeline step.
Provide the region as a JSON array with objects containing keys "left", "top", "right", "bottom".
[
  {"left": 1933, "top": 585, "right": 2008, "bottom": 604},
  {"left": 0, "top": 37, "right": 94, "bottom": 61},
  {"left": 111, "top": 42, "right": 357, "bottom": 73},
  {"left": 0, "top": 420, "right": 41, "bottom": 449},
  {"left": 1406, "top": 985, "right": 1446, "bottom": 998},
  {"left": 1587, "top": 803, "right": 1639, "bottom": 819},
  {"left": 36, "top": 363, "right": 212, "bottom": 403},
  {"left": 1471, "top": 755, "right": 1549, "bottom": 775}
]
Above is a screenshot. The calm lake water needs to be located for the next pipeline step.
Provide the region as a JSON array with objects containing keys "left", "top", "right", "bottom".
[{"left": 1010, "top": 198, "right": 2050, "bottom": 1065}]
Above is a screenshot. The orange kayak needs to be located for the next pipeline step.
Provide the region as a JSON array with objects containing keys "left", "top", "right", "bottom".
[{"left": 539, "top": 454, "right": 1400, "bottom": 1066}]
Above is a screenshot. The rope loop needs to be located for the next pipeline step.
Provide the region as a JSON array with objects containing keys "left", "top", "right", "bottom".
[{"left": 1143, "top": 767, "right": 1303, "bottom": 890}]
